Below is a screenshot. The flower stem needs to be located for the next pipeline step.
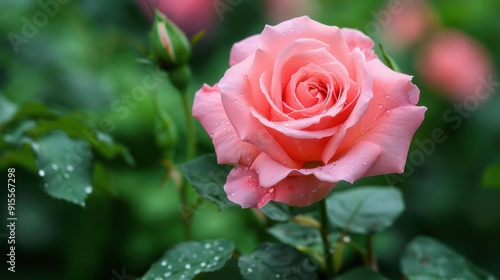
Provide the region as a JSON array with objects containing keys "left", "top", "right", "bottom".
[
  {"left": 180, "top": 91, "right": 196, "bottom": 160},
  {"left": 365, "top": 234, "right": 378, "bottom": 271},
  {"left": 319, "top": 198, "right": 335, "bottom": 279}
]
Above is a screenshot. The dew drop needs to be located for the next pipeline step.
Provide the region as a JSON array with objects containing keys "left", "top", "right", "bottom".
[
  {"left": 167, "top": 265, "right": 172, "bottom": 269},
  {"left": 85, "top": 186, "right": 92, "bottom": 194},
  {"left": 201, "top": 262, "right": 206, "bottom": 267},
  {"left": 231, "top": 193, "right": 235, "bottom": 197},
  {"left": 38, "top": 170, "right": 45, "bottom": 177},
  {"left": 209, "top": 133, "right": 214, "bottom": 138},
  {"left": 204, "top": 244, "right": 212, "bottom": 249},
  {"left": 276, "top": 274, "right": 281, "bottom": 278},
  {"left": 185, "top": 264, "right": 191, "bottom": 270},
  {"left": 154, "top": 277, "right": 163, "bottom": 280},
  {"left": 386, "top": 109, "right": 391, "bottom": 114},
  {"left": 285, "top": 122, "right": 290, "bottom": 127},
  {"left": 66, "top": 165, "right": 74, "bottom": 172},
  {"left": 63, "top": 173, "right": 70, "bottom": 179},
  {"left": 164, "top": 272, "right": 172, "bottom": 277},
  {"left": 361, "top": 130, "right": 365, "bottom": 135},
  {"left": 161, "top": 261, "right": 167, "bottom": 266},
  {"left": 377, "top": 103, "right": 383, "bottom": 109},
  {"left": 363, "top": 161, "right": 367, "bottom": 165},
  {"left": 247, "top": 268, "right": 253, "bottom": 273},
  {"left": 268, "top": 188, "right": 274, "bottom": 193},
  {"left": 342, "top": 235, "right": 352, "bottom": 243},
  {"left": 51, "top": 164, "right": 59, "bottom": 170},
  {"left": 214, "top": 256, "right": 220, "bottom": 261}
]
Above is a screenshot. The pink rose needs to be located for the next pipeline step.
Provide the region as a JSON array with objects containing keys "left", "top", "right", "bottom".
[
  {"left": 416, "top": 30, "right": 492, "bottom": 102},
  {"left": 138, "top": 0, "right": 216, "bottom": 36},
  {"left": 381, "top": 0, "right": 432, "bottom": 50},
  {"left": 193, "top": 17, "right": 426, "bottom": 208}
]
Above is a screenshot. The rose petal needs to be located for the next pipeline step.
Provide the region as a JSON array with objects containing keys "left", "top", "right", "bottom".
[
  {"left": 224, "top": 165, "right": 334, "bottom": 208},
  {"left": 252, "top": 140, "right": 382, "bottom": 187},
  {"left": 219, "top": 56, "right": 303, "bottom": 168},
  {"left": 229, "top": 34, "right": 260, "bottom": 67},
  {"left": 341, "top": 28, "right": 377, "bottom": 60},
  {"left": 192, "top": 84, "right": 260, "bottom": 166},
  {"left": 321, "top": 49, "right": 373, "bottom": 163},
  {"left": 337, "top": 59, "right": 426, "bottom": 175}
]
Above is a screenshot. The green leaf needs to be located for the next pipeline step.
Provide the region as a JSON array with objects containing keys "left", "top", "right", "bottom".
[
  {"left": 336, "top": 268, "right": 389, "bottom": 280},
  {"left": 482, "top": 163, "right": 500, "bottom": 189},
  {"left": 326, "top": 186, "right": 404, "bottom": 234},
  {"left": 378, "top": 44, "right": 401, "bottom": 72},
  {"left": 260, "top": 201, "right": 293, "bottom": 222},
  {"left": 400, "top": 236, "right": 496, "bottom": 280},
  {"left": 238, "top": 243, "right": 318, "bottom": 280},
  {"left": 178, "top": 154, "right": 235, "bottom": 210},
  {"left": 0, "top": 95, "right": 18, "bottom": 125},
  {"left": 267, "top": 221, "right": 323, "bottom": 247},
  {"left": 32, "top": 131, "right": 93, "bottom": 206},
  {"left": 141, "top": 239, "right": 235, "bottom": 280},
  {"left": 32, "top": 117, "right": 135, "bottom": 165}
]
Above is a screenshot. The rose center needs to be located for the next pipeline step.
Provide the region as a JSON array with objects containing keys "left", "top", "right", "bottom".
[{"left": 304, "top": 82, "right": 328, "bottom": 103}]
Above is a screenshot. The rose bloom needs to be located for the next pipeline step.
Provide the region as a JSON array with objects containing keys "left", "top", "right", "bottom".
[
  {"left": 416, "top": 30, "right": 492, "bottom": 102},
  {"left": 193, "top": 17, "right": 426, "bottom": 208},
  {"left": 381, "top": 0, "right": 431, "bottom": 50},
  {"left": 138, "top": 0, "right": 216, "bottom": 36}
]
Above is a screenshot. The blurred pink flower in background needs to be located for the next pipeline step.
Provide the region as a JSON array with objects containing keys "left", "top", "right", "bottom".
[
  {"left": 138, "top": 0, "right": 217, "bottom": 36},
  {"left": 263, "top": 0, "right": 315, "bottom": 23},
  {"left": 416, "top": 30, "right": 492, "bottom": 102},
  {"left": 381, "top": 0, "right": 432, "bottom": 50}
]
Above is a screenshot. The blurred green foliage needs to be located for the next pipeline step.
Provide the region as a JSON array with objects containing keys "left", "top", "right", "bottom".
[{"left": 1, "top": 0, "right": 500, "bottom": 279}]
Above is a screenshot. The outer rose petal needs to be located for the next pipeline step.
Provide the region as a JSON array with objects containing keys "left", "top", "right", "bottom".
[
  {"left": 252, "top": 140, "right": 382, "bottom": 187},
  {"left": 338, "top": 59, "right": 426, "bottom": 175},
  {"left": 225, "top": 165, "right": 333, "bottom": 208},
  {"left": 229, "top": 35, "right": 259, "bottom": 67},
  {"left": 341, "top": 28, "right": 377, "bottom": 60},
  {"left": 192, "top": 84, "right": 260, "bottom": 166}
]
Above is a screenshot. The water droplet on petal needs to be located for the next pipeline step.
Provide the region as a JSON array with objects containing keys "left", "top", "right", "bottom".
[
  {"left": 363, "top": 161, "right": 367, "bottom": 165},
  {"left": 231, "top": 193, "right": 235, "bottom": 197},
  {"left": 285, "top": 122, "right": 290, "bottom": 127},
  {"left": 361, "top": 130, "right": 365, "bottom": 135},
  {"left": 386, "top": 109, "right": 391, "bottom": 114},
  {"left": 209, "top": 133, "right": 214, "bottom": 138},
  {"left": 377, "top": 103, "right": 383, "bottom": 109}
]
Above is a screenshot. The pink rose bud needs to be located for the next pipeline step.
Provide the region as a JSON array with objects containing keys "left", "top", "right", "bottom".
[
  {"left": 138, "top": 0, "right": 216, "bottom": 36},
  {"left": 193, "top": 17, "right": 426, "bottom": 208},
  {"left": 151, "top": 10, "right": 191, "bottom": 71},
  {"left": 417, "top": 30, "right": 492, "bottom": 102}
]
